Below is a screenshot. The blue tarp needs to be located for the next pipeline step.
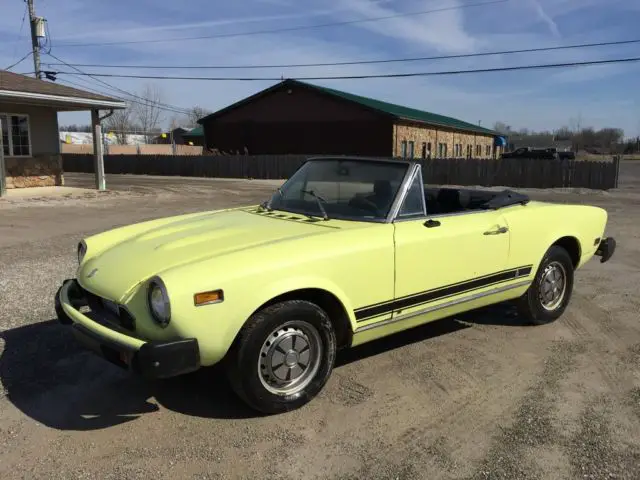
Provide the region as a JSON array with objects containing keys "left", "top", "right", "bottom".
[{"left": 494, "top": 136, "right": 507, "bottom": 146}]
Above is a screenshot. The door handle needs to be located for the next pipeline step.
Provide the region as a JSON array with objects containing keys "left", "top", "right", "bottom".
[{"left": 484, "top": 226, "right": 508, "bottom": 235}]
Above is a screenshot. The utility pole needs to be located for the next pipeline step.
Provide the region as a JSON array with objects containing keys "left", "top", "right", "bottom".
[{"left": 27, "top": 0, "right": 43, "bottom": 79}]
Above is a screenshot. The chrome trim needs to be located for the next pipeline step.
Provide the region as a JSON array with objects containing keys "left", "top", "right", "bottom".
[
  {"left": 354, "top": 279, "right": 531, "bottom": 333},
  {"left": 148, "top": 276, "right": 171, "bottom": 328},
  {"left": 418, "top": 164, "right": 427, "bottom": 216},
  {"left": 386, "top": 163, "right": 421, "bottom": 223}
]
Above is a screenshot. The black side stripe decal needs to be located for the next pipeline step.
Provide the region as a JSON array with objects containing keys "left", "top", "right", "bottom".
[{"left": 355, "top": 265, "right": 533, "bottom": 321}]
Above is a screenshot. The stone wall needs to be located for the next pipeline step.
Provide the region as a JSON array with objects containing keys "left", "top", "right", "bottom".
[
  {"left": 393, "top": 122, "right": 496, "bottom": 159},
  {"left": 5, "top": 154, "right": 63, "bottom": 188}
]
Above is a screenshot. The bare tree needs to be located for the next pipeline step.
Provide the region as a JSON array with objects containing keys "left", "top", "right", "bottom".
[
  {"left": 493, "top": 121, "right": 512, "bottom": 134},
  {"left": 182, "top": 105, "right": 212, "bottom": 128},
  {"left": 132, "top": 83, "right": 165, "bottom": 142},
  {"left": 104, "top": 107, "right": 133, "bottom": 145}
]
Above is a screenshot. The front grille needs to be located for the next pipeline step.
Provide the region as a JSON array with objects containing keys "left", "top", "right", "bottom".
[{"left": 80, "top": 286, "right": 137, "bottom": 332}]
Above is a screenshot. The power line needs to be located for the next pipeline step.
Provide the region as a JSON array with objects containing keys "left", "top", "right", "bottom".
[
  {"left": 54, "top": 0, "right": 508, "bottom": 48},
  {"left": 45, "top": 38, "right": 640, "bottom": 70},
  {"left": 43, "top": 52, "right": 190, "bottom": 114},
  {"left": 59, "top": 76, "right": 190, "bottom": 115},
  {"left": 55, "top": 76, "right": 190, "bottom": 115},
  {"left": 50, "top": 56, "right": 640, "bottom": 81},
  {"left": 9, "top": 2, "right": 29, "bottom": 65},
  {"left": 4, "top": 51, "right": 32, "bottom": 71}
]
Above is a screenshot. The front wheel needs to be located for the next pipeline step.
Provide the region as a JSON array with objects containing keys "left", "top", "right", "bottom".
[
  {"left": 225, "top": 300, "right": 337, "bottom": 414},
  {"left": 517, "top": 245, "right": 575, "bottom": 325}
]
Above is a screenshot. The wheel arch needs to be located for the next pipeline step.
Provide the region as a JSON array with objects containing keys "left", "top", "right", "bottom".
[
  {"left": 551, "top": 235, "right": 581, "bottom": 269},
  {"left": 251, "top": 288, "right": 354, "bottom": 349}
]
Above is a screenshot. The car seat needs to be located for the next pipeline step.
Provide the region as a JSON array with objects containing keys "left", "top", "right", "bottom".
[
  {"left": 366, "top": 180, "right": 394, "bottom": 211},
  {"left": 435, "top": 188, "right": 470, "bottom": 214}
]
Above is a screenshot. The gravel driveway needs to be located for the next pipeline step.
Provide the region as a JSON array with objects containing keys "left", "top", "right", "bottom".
[{"left": 1, "top": 167, "right": 640, "bottom": 479}]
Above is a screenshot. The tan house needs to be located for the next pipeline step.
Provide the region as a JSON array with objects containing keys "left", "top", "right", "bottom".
[
  {"left": 0, "top": 70, "right": 126, "bottom": 190},
  {"left": 198, "top": 79, "right": 503, "bottom": 159}
]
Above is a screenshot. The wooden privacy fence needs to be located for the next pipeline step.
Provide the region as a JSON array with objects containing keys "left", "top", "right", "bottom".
[
  {"left": 62, "top": 154, "right": 307, "bottom": 180},
  {"left": 415, "top": 157, "right": 620, "bottom": 189},
  {"left": 62, "top": 154, "right": 621, "bottom": 190}
]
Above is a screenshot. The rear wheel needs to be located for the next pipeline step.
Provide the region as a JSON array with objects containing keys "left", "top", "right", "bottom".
[
  {"left": 225, "top": 300, "right": 337, "bottom": 414},
  {"left": 517, "top": 245, "right": 574, "bottom": 325}
]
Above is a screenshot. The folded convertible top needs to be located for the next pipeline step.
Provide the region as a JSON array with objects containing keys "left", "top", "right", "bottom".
[{"left": 480, "top": 189, "right": 530, "bottom": 210}]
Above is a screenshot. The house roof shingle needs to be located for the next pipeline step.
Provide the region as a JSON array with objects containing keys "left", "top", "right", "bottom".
[
  {"left": 199, "top": 79, "right": 498, "bottom": 136},
  {"left": 0, "top": 70, "right": 124, "bottom": 104}
]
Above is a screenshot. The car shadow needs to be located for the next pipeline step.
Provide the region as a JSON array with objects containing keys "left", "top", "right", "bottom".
[{"left": 1, "top": 305, "right": 528, "bottom": 430}]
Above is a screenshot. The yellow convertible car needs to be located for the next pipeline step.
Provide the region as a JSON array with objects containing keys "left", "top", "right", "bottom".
[{"left": 55, "top": 156, "right": 616, "bottom": 413}]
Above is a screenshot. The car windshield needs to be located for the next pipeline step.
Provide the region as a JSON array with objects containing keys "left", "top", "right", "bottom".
[{"left": 266, "top": 158, "right": 410, "bottom": 222}]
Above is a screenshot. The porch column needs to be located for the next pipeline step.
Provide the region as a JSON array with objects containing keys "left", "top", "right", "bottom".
[
  {"left": 0, "top": 117, "right": 5, "bottom": 197},
  {"left": 91, "top": 109, "right": 106, "bottom": 191}
]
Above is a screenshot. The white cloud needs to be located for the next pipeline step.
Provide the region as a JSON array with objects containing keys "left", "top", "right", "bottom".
[
  {"left": 527, "top": 0, "right": 561, "bottom": 37},
  {"left": 333, "top": 0, "right": 479, "bottom": 53}
]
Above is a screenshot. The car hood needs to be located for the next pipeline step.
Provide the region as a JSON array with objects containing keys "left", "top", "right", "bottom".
[{"left": 78, "top": 207, "right": 340, "bottom": 302}]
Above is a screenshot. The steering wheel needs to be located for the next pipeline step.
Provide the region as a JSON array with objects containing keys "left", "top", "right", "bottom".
[{"left": 348, "top": 195, "right": 382, "bottom": 215}]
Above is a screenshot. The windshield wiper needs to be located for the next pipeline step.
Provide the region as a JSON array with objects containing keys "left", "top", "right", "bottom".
[
  {"left": 260, "top": 187, "right": 283, "bottom": 212},
  {"left": 301, "top": 189, "right": 329, "bottom": 220}
]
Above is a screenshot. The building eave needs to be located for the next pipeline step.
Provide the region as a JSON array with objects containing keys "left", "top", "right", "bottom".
[
  {"left": 394, "top": 116, "right": 499, "bottom": 136},
  {"left": 0, "top": 89, "right": 127, "bottom": 110}
]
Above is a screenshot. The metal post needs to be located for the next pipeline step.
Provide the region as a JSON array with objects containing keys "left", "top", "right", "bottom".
[
  {"left": 0, "top": 118, "right": 6, "bottom": 197},
  {"left": 27, "top": 0, "right": 42, "bottom": 80},
  {"left": 91, "top": 109, "right": 106, "bottom": 191}
]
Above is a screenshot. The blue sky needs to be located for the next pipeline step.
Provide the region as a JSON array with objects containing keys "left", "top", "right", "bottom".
[{"left": 1, "top": 0, "right": 639, "bottom": 137}]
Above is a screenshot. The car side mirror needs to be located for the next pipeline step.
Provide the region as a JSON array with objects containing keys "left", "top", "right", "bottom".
[{"left": 424, "top": 219, "right": 441, "bottom": 228}]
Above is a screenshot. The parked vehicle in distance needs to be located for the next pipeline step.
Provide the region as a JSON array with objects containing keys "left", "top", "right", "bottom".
[
  {"left": 501, "top": 146, "right": 576, "bottom": 161},
  {"left": 55, "top": 156, "right": 616, "bottom": 414}
]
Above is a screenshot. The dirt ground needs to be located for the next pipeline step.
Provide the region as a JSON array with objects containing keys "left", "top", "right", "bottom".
[{"left": 1, "top": 166, "right": 640, "bottom": 479}]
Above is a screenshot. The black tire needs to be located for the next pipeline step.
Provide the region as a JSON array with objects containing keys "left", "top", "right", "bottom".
[
  {"left": 517, "top": 245, "right": 575, "bottom": 325},
  {"left": 224, "top": 300, "right": 337, "bottom": 414}
]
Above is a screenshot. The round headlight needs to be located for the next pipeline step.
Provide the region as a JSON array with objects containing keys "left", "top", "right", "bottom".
[
  {"left": 148, "top": 277, "right": 171, "bottom": 327},
  {"left": 77, "top": 241, "right": 87, "bottom": 265}
]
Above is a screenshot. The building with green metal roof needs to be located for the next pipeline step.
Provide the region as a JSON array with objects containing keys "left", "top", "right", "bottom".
[
  {"left": 198, "top": 79, "right": 503, "bottom": 159},
  {"left": 182, "top": 125, "right": 204, "bottom": 146}
]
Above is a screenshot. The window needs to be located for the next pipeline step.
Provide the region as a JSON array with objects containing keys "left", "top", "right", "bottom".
[
  {"left": 466, "top": 145, "right": 472, "bottom": 158},
  {"left": 486, "top": 145, "right": 491, "bottom": 156},
  {"left": 268, "top": 158, "right": 409, "bottom": 222},
  {"left": 427, "top": 142, "right": 432, "bottom": 159},
  {"left": 408, "top": 141, "right": 414, "bottom": 159},
  {"left": 0, "top": 114, "right": 31, "bottom": 157},
  {"left": 400, "top": 140, "right": 407, "bottom": 158},
  {"left": 397, "top": 170, "right": 425, "bottom": 219},
  {"left": 438, "top": 142, "right": 447, "bottom": 158},
  {"left": 421, "top": 142, "right": 427, "bottom": 159},
  {"left": 455, "top": 143, "right": 463, "bottom": 157},
  {"left": 475, "top": 145, "right": 482, "bottom": 156}
]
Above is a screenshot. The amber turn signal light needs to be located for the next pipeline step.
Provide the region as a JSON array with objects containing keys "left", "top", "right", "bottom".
[{"left": 194, "top": 289, "right": 224, "bottom": 306}]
